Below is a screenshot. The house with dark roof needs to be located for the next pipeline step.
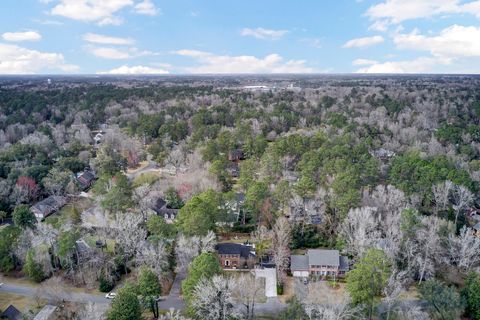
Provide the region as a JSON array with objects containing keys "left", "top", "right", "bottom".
[
  {"left": 75, "top": 170, "right": 96, "bottom": 190},
  {"left": 290, "top": 249, "right": 349, "bottom": 278},
  {"left": 215, "top": 242, "right": 256, "bottom": 269},
  {"left": 151, "top": 197, "right": 179, "bottom": 223},
  {"left": 31, "top": 196, "right": 68, "bottom": 220},
  {"left": 1, "top": 305, "right": 22, "bottom": 320}
]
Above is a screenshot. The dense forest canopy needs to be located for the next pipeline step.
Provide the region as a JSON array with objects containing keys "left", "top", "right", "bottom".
[{"left": 2, "top": 75, "right": 480, "bottom": 319}]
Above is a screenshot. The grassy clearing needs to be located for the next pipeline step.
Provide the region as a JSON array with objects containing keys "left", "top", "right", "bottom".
[
  {"left": 84, "top": 234, "right": 116, "bottom": 253},
  {"left": 132, "top": 172, "right": 161, "bottom": 188},
  {"left": 0, "top": 292, "right": 45, "bottom": 315}
]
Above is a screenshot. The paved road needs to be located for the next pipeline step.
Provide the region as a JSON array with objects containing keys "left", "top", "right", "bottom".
[
  {"left": 0, "top": 282, "right": 109, "bottom": 304},
  {"left": 0, "top": 277, "right": 286, "bottom": 315},
  {"left": 254, "top": 297, "right": 287, "bottom": 315}
]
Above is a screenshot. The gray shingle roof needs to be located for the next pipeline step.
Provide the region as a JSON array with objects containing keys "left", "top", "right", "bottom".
[
  {"left": 291, "top": 255, "right": 309, "bottom": 270},
  {"left": 307, "top": 249, "right": 340, "bottom": 267},
  {"left": 33, "top": 305, "right": 57, "bottom": 320}
]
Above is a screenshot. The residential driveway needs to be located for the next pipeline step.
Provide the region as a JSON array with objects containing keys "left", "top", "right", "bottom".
[
  {"left": 254, "top": 268, "right": 277, "bottom": 297},
  {"left": 255, "top": 297, "right": 287, "bottom": 315},
  {"left": 157, "top": 271, "right": 186, "bottom": 311}
]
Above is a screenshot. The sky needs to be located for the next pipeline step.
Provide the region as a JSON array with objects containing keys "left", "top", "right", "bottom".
[{"left": 1, "top": 0, "right": 480, "bottom": 74}]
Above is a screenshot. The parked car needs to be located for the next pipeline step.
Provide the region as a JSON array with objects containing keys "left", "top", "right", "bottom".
[{"left": 105, "top": 292, "right": 117, "bottom": 299}]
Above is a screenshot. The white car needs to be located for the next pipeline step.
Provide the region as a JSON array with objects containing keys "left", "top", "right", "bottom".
[{"left": 105, "top": 292, "right": 117, "bottom": 299}]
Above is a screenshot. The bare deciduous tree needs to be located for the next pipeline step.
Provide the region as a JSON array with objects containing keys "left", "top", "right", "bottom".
[
  {"left": 136, "top": 240, "right": 169, "bottom": 278},
  {"left": 200, "top": 230, "right": 217, "bottom": 253},
  {"left": 272, "top": 216, "right": 291, "bottom": 283},
  {"left": 233, "top": 273, "right": 265, "bottom": 320},
  {"left": 113, "top": 213, "right": 147, "bottom": 272},
  {"left": 340, "top": 207, "right": 380, "bottom": 257},
  {"left": 415, "top": 216, "right": 446, "bottom": 283},
  {"left": 432, "top": 180, "right": 453, "bottom": 214},
  {"left": 133, "top": 184, "right": 154, "bottom": 221},
  {"left": 452, "top": 185, "right": 473, "bottom": 226},
  {"left": 175, "top": 234, "right": 200, "bottom": 273},
  {"left": 445, "top": 226, "right": 480, "bottom": 269},
  {"left": 303, "top": 282, "right": 364, "bottom": 320},
  {"left": 191, "top": 275, "right": 238, "bottom": 320}
]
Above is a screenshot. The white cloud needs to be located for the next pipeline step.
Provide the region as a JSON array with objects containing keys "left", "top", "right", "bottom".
[
  {"left": 88, "top": 46, "right": 155, "bottom": 59},
  {"left": 366, "top": 0, "right": 480, "bottom": 25},
  {"left": 357, "top": 24, "right": 480, "bottom": 74},
  {"left": 393, "top": 25, "right": 480, "bottom": 59},
  {"left": 175, "top": 50, "right": 314, "bottom": 73},
  {"left": 355, "top": 57, "right": 444, "bottom": 73},
  {"left": 97, "top": 65, "right": 169, "bottom": 74},
  {"left": 50, "top": 0, "right": 133, "bottom": 25},
  {"left": 352, "top": 58, "right": 378, "bottom": 66},
  {"left": 34, "top": 19, "right": 64, "bottom": 25},
  {"left": 343, "top": 35, "right": 384, "bottom": 48},
  {"left": 97, "top": 16, "right": 124, "bottom": 26},
  {"left": 83, "top": 33, "right": 134, "bottom": 45},
  {"left": 134, "top": 0, "right": 159, "bottom": 16},
  {"left": 300, "top": 38, "right": 322, "bottom": 48},
  {"left": 2, "top": 31, "right": 42, "bottom": 42},
  {"left": 368, "top": 20, "right": 389, "bottom": 32},
  {"left": 0, "top": 43, "right": 78, "bottom": 74},
  {"left": 240, "top": 28, "right": 288, "bottom": 40}
]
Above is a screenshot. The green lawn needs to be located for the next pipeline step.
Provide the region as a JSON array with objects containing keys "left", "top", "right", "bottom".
[
  {"left": 132, "top": 172, "right": 160, "bottom": 188},
  {"left": 84, "top": 234, "right": 116, "bottom": 253}
]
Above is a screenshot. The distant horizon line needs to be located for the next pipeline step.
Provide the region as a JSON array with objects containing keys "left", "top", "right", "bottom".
[{"left": 1, "top": 73, "right": 480, "bottom": 77}]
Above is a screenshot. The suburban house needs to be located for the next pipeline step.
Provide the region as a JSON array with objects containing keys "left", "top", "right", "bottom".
[
  {"left": 74, "top": 169, "right": 96, "bottom": 190},
  {"left": 290, "top": 249, "right": 349, "bottom": 278},
  {"left": 30, "top": 196, "right": 68, "bottom": 220},
  {"left": 151, "top": 197, "right": 179, "bottom": 223},
  {"left": 215, "top": 242, "right": 256, "bottom": 269},
  {"left": 0, "top": 305, "right": 22, "bottom": 320}
]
